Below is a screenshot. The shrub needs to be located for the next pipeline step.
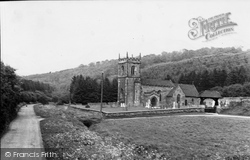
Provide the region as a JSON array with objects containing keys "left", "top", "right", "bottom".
[
  {"left": 56, "top": 100, "right": 64, "bottom": 106},
  {"left": 0, "top": 62, "right": 21, "bottom": 137}
]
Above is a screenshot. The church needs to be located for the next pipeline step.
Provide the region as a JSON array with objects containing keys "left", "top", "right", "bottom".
[{"left": 117, "top": 53, "right": 200, "bottom": 109}]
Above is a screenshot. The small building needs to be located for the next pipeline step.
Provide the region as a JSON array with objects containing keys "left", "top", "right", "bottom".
[
  {"left": 200, "top": 90, "right": 222, "bottom": 112},
  {"left": 200, "top": 90, "right": 222, "bottom": 106}
]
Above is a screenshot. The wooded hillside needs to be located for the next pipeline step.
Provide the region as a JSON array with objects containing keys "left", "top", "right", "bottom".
[{"left": 24, "top": 47, "right": 250, "bottom": 97}]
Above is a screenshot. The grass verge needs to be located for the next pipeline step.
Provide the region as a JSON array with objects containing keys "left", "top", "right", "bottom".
[{"left": 34, "top": 104, "right": 143, "bottom": 160}]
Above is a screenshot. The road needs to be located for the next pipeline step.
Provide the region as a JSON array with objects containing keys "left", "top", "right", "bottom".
[
  {"left": 179, "top": 113, "right": 250, "bottom": 119},
  {"left": 106, "top": 113, "right": 250, "bottom": 120},
  {"left": 1, "top": 104, "right": 45, "bottom": 160}
]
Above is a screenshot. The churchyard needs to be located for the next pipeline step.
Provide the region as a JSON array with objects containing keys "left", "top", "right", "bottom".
[
  {"left": 34, "top": 102, "right": 250, "bottom": 160},
  {"left": 72, "top": 103, "right": 151, "bottom": 113}
]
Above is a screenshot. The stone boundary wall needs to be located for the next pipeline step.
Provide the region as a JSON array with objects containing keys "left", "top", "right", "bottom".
[
  {"left": 71, "top": 105, "right": 204, "bottom": 119},
  {"left": 71, "top": 105, "right": 102, "bottom": 113},
  {"left": 220, "top": 97, "right": 250, "bottom": 102},
  {"left": 103, "top": 107, "right": 204, "bottom": 119},
  {"left": 219, "top": 97, "right": 250, "bottom": 109},
  {"left": 88, "top": 102, "right": 118, "bottom": 107}
]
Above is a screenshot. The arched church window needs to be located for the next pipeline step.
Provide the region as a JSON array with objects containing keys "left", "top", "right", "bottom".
[
  {"left": 121, "top": 65, "right": 124, "bottom": 74},
  {"left": 177, "top": 94, "right": 181, "bottom": 103},
  {"left": 131, "top": 66, "right": 135, "bottom": 75}
]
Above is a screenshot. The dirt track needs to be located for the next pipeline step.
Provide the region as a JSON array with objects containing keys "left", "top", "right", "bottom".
[
  {"left": 1, "top": 105, "right": 44, "bottom": 148},
  {"left": 1, "top": 105, "right": 46, "bottom": 160}
]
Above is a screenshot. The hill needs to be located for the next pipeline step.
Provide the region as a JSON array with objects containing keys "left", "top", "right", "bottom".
[
  {"left": 24, "top": 59, "right": 118, "bottom": 92},
  {"left": 142, "top": 51, "right": 250, "bottom": 82},
  {"left": 24, "top": 47, "right": 250, "bottom": 96}
]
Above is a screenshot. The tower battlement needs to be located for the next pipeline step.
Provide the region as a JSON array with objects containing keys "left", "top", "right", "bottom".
[
  {"left": 118, "top": 52, "right": 141, "bottom": 63},
  {"left": 117, "top": 52, "right": 141, "bottom": 106}
]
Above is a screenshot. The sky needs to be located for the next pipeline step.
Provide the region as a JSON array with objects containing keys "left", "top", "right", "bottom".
[{"left": 1, "top": 0, "right": 250, "bottom": 76}]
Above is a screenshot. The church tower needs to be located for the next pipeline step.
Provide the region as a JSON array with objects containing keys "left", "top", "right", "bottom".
[{"left": 118, "top": 52, "right": 141, "bottom": 107}]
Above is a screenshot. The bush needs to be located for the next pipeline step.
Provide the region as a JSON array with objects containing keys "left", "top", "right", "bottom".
[
  {"left": 56, "top": 100, "right": 64, "bottom": 106},
  {"left": 1, "top": 62, "right": 21, "bottom": 137}
]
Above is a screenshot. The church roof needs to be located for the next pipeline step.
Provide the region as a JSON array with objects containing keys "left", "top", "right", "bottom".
[
  {"left": 167, "top": 84, "right": 199, "bottom": 97},
  {"left": 179, "top": 84, "right": 199, "bottom": 97},
  {"left": 200, "top": 90, "right": 222, "bottom": 98},
  {"left": 141, "top": 79, "right": 175, "bottom": 87},
  {"left": 144, "top": 90, "right": 161, "bottom": 96},
  {"left": 166, "top": 86, "right": 177, "bottom": 97}
]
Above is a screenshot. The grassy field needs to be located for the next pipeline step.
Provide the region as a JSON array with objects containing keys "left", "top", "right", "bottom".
[
  {"left": 92, "top": 115, "right": 250, "bottom": 159},
  {"left": 34, "top": 104, "right": 250, "bottom": 160}
]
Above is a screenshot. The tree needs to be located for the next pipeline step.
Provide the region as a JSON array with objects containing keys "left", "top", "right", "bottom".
[
  {"left": 178, "top": 73, "right": 187, "bottom": 84},
  {"left": 223, "top": 84, "right": 243, "bottom": 97},
  {"left": 238, "top": 66, "right": 248, "bottom": 84},
  {"left": 199, "top": 70, "right": 211, "bottom": 91},
  {"left": 70, "top": 75, "right": 118, "bottom": 104},
  {"left": 243, "top": 82, "right": 250, "bottom": 96},
  {"left": 1, "top": 62, "right": 21, "bottom": 135},
  {"left": 164, "top": 74, "right": 174, "bottom": 83},
  {"left": 225, "top": 68, "right": 240, "bottom": 86}
]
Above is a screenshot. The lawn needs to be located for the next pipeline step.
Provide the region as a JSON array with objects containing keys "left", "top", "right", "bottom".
[{"left": 92, "top": 115, "right": 250, "bottom": 159}]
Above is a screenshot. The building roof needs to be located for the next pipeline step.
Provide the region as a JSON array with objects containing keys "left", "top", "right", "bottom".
[
  {"left": 166, "top": 86, "right": 178, "bottom": 97},
  {"left": 144, "top": 90, "right": 161, "bottom": 96},
  {"left": 141, "top": 79, "right": 175, "bottom": 87},
  {"left": 167, "top": 84, "right": 199, "bottom": 97},
  {"left": 200, "top": 90, "right": 222, "bottom": 98},
  {"left": 179, "top": 84, "right": 199, "bottom": 97}
]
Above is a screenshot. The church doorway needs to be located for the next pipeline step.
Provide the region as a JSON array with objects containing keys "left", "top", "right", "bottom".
[
  {"left": 177, "top": 94, "right": 181, "bottom": 108},
  {"left": 151, "top": 97, "right": 157, "bottom": 107}
]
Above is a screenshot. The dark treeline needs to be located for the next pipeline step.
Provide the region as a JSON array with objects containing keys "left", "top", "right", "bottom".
[
  {"left": 19, "top": 79, "right": 54, "bottom": 104},
  {"left": 70, "top": 75, "right": 118, "bottom": 105},
  {"left": 178, "top": 66, "right": 250, "bottom": 96},
  {"left": 20, "top": 79, "right": 54, "bottom": 93},
  {"left": 1, "top": 62, "right": 21, "bottom": 136},
  {"left": 1, "top": 61, "right": 55, "bottom": 136}
]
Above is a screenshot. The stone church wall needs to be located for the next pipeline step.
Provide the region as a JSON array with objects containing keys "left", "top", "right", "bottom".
[
  {"left": 172, "top": 86, "right": 185, "bottom": 108},
  {"left": 142, "top": 85, "right": 167, "bottom": 92},
  {"left": 184, "top": 97, "right": 200, "bottom": 107},
  {"left": 134, "top": 83, "right": 141, "bottom": 106},
  {"left": 141, "top": 85, "right": 173, "bottom": 107},
  {"left": 118, "top": 78, "right": 126, "bottom": 103},
  {"left": 160, "top": 89, "right": 174, "bottom": 107}
]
